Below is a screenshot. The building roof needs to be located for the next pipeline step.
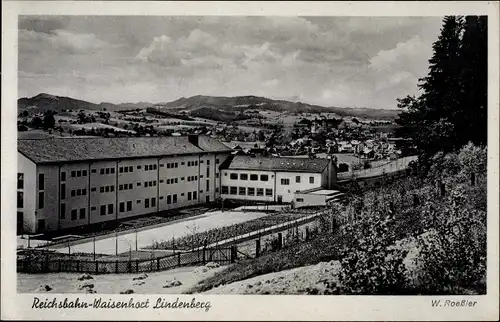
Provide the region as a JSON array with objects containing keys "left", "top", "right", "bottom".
[
  {"left": 223, "top": 155, "right": 330, "bottom": 173},
  {"left": 18, "top": 135, "right": 232, "bottom": 164}
]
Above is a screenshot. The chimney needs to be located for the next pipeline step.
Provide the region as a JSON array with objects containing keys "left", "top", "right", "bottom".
[{"left": 188, "top": 134, "right": 199, "bottom": 147}]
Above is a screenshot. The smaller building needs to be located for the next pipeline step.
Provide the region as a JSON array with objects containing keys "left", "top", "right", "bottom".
[
  {"left": 220, "top": 155, "right": 337, "bottom": 204},
  {"left": 293, "top": 187, "right": 345, "bottom": 208}
]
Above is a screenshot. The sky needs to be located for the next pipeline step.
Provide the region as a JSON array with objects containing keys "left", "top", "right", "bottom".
[{"left": 18, "top": 16, "right": 443, "bottom": 109}]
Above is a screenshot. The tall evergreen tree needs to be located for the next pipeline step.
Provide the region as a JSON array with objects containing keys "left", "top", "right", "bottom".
[
  {"left": 396, "top": 16, "right": 487, "bottom": 157},
  {"left": 457, "top": 16, "right": 488, "bottom": 146}
]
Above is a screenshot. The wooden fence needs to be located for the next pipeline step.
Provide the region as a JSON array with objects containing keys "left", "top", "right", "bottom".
[{"left": 17, "top": 247, "right": 235, "bottom": 274}]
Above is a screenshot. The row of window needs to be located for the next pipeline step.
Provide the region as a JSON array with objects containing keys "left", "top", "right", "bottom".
[
  {"left": 71, "top": 188, "right": 87, "bottom": 197},
  {"left": 187, "top": 161, "right": 198, "bottom": 167},
  {"left": 221, "top": 186, "right": 273, "bottom": 197},
  {"left": 187, "top": 191, "right": 198, "bottom": 201},
  {"left": 70, "top": 170, "right": 87, "bottom": 178},
  {"left": 227, "top": 173, "right": 315, "bottom": 184},
  {"left": 143, "top": 164, "right": 157, "bottom": 171},
  {"left": 166, "top": 178, "right": 178, "bottom": 185},
  {"left": 187, "top": 176, "right": 198, "bottom": 182},
  {"left": 98, "top": 167, "right": 115, "bottom": 175},
  {"left": 60, "top": 206, "right": 86, "bottom": 221},
  {"left": 229, "top": 173, "right": 269, "bottom": 181}
]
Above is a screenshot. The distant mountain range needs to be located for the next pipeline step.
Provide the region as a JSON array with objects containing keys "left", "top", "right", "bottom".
[{"left": 18, "top": 93, "right": 401, "bottom": 120}]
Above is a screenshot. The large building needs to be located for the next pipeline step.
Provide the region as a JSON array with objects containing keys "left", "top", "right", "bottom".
[
  {"left": 17, "top": 135, "right": 232, "bottom": 234},
  {"left": 219, "top": 155, "right": 337, "bottom": 203}
]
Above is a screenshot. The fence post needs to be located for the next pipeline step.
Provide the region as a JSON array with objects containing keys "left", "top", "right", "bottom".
[
  {"left": 305, "top": 226, "right": 310, "bottom": 241},
  {"left": 277, "top": 233, "right": 283, "bottom": 250},
  {"left": 255, "top": 239, "right": 260, "bottom": 258},
  {"left": 413, "top": 194, "right": 419, "bottom": 207},
  {"left": 76, "top": 260, "right": 80, "bottom": 272},
  {"left": 440, "top": 182, "right": 446, "bottom": 197},
  {"left": 177, "top": 253, "right": 181, "bottom": 267},
  {"left": 231, "top": 245, "right": 237, "bottom": 263}
]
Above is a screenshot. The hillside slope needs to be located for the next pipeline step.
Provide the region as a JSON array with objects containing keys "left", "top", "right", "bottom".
[{"left": 18, "top": 93, "right": 400, "bottom": 120}]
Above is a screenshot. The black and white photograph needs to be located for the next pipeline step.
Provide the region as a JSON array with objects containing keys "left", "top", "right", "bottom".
[{"left": 2, "top": 1, "right": 499, "bottom": 321}]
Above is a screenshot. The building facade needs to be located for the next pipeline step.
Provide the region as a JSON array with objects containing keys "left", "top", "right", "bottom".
[
  {"left": 17, "top": 135, "right": 232, "bottom": 234},
  {"left": 220, "top": 155, "right": 337, "bottom": 203}
]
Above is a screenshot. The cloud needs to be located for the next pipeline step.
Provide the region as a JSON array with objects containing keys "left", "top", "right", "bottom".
[{"left": 18, "top": 16, "right": 443, "bottom": 109}]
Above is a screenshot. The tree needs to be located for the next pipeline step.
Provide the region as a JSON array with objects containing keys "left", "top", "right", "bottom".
[
  {"left": 396, "top": 16, "right": 487, "bottom": 158},
  {"left": 456, "top": 16, "right": 488, "bottom": 146},
  {"left": 43, "top": 111, "right": 56, "bottom": 129},
  {"left": 31, "top": 116, "right": 43, "bottom": 128}
]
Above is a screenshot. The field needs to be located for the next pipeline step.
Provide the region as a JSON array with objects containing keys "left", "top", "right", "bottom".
[
  {"left": 44, "top": 210, "right": 270, "bottom": 255},
  {"left": 149, "top": 212, "right": 312, "bottom": 251}
]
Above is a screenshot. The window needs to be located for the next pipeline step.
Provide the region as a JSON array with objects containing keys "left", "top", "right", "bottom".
[
  {"left": 111, "top": 168, "right": 115, "bottom": 174},
  {"left": 61, "top": 184, "right": 66, "bottom": 199},
  {"left": 239, "top": 187, "right": 246, "bottom": 195},
  {"left": 119, "top": 184, "right": 123, "bottom": 191},
  {"left": 188, "top": 192, "right": 192, "bottom": 201},
  {"left": 77, "top": 189, "right": 81, "bottom": 196},
  {"left": 230, "top": 173, "right": 238, "bottom": 180},
  {"left": 91, "top": 187, "right": 96, "bottom": 192},
  {"left": 119, "top": 202, "right": 125, "bottom": 212},
  {"left": 260, "top": 175, "right": 268, "bottom": 181},
  {"left": 124, "top": 167, "right": 129, "bottom": 173},
  {"left": 187, "top": 177, "right": 191, "bottom": 182},
  {"left": 127, "top": 201, "right": 132, "bottom": 211},
  {"left": 38, "top": 192, "right": 44, "bottom": 209},
  {"left": 71, "top": 190, "right": 76, "bottom": 197},
  {"left": 100, "top": 186, "right": 105, "bottom": 193},
  {"left": 160, "top": 164, "right": 164, "bottom": 168},
  {"left": 257, "top": 188, "right": 264, "bottom": 196},
  {"left": 207, "top": 160, "right": 210, "bottom": 165},
  {"left": 17, "top": 191, "right": 23, "bottom": 208},
  {"left": 221, "top": 186, "right": 229, "bottom": 194},
  {"left": 82, "top": 188, "right": 87, "bottom": 195},
  {"left": 105, "top": 168, "right": 110, "bottom": 174},
  {"left": 160, "top": 179, "right": 164, "bottom": 183},
  {"left": 250, "top": 174, "right": 258, "bottom": 181},
  {"left": 82, "top": 170, "right": 87, "bottom": 177},
  {"left": 137, "top": 182, "right": 141, "bottom": 187},
  {"left": 71, "top": 171, "right": 76, "bottom": 177},
  {"left": 175, "top": 178, "right": 178, "bottom": 183},
  {"left": 100, "top": 169, "right": 105, "bottom": 175},
  {"left": 200, "top": 160, "right": 204, "bottom": 164},
  {"left": 145, "top": 165, "right": 149, "bottom": 171},
  {"left": 309, "top": 177, "right": 315, "bottom": 184},
  {"left": 181, "top": 162, "right": 185, "bottom": 166},
  {"left": 107, "top": 204, "right": 113, "bottom": 215},
  {"left": 145, "top": 198, "right": 150, "bottom": 208},
  {"left": 216, "top": 187, "right": 219, "bottom": 193},
  {"left": 248, "top": 187, "right": 255, "bottom": 196},
  {"left": 181, "top": 177, "right": 185, "bottom": 181},
  {"left": 295, "top": 176, "right": 301, "bottom": 183},
  {"left": 266, "top": 188, "right": 273, "bottom": 196},
  {"left": 119, "top": 167, "right": 123, "bottom": 173},
  {"left": 206, "top": 180, "right": 210, "bottom": 191},
  {"left": 100, "top": 205, "right": 106, "bottom": 216},
  {"left": 77, "top": 170, "right": 82, "bottom": 177},
  {"left": 38, "top": 174, "right": 45, "bottom": 190},
  {"left": 173, "top": 194, "right": 177, "bottom": 203},
  {"left": 230, "top": 186, "right": 237, "bottom": 195},
  {"left": 137, "top": 165, "right": 142, "bottom": 169},
  {"left": 167, "top": 195, "right": 171, "bottom": 204},
  {"left": 192, "top": 192, "right": 197, "bottom": 200},
  {"left": 240, "top": 173, "right": 248, "bottom": 180},
  {"left": 296, "top": 198, "right": 304, "bottom": 202},
  {"left": 79, "top": 208, "right": 86, "bottom": 219},
  {"left": 216, "top": 158, "right": 220, "bottom": 164},
  {"left": 281, "top": 178, "right": 290, "bottom": 185},
  {"left": 91, "top": 169, "right": 97, "bottom": 174},
  {"left": 137, "top": 200, "right": 141, "bottom": 204},
  {"left": 61, "top": 172, "right": 66, "bottom": 182},
  {"left": 71, "top": 209, "right": 77, "bottom": 221},
  {"left": 216, "top": 173, "right": 219, "bottom": 178},
  {"left": 167, "top": 179, "right": 170, "bottom": 184},
  {"left": 153, "top": 181, "right": 157, "bottom": 187},
  {"left": 110, "top": 185, "right": 115, "bottom": 192},
  {"left": 195, "top": 161, "right": 198, "bottom": 166},
  {"left": 60, "top": 203, "right": 66, "bottom": 219},
  {"left": 129, "top": 166, "right": 133, "bottom": 172},
  {"left": 206, "top": 168, "right": 210, "bottom": 177}
]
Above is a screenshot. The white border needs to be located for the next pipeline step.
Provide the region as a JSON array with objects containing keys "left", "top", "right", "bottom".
[{"left": 2, "top": 1, "right": 499, "bottom": 321}]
